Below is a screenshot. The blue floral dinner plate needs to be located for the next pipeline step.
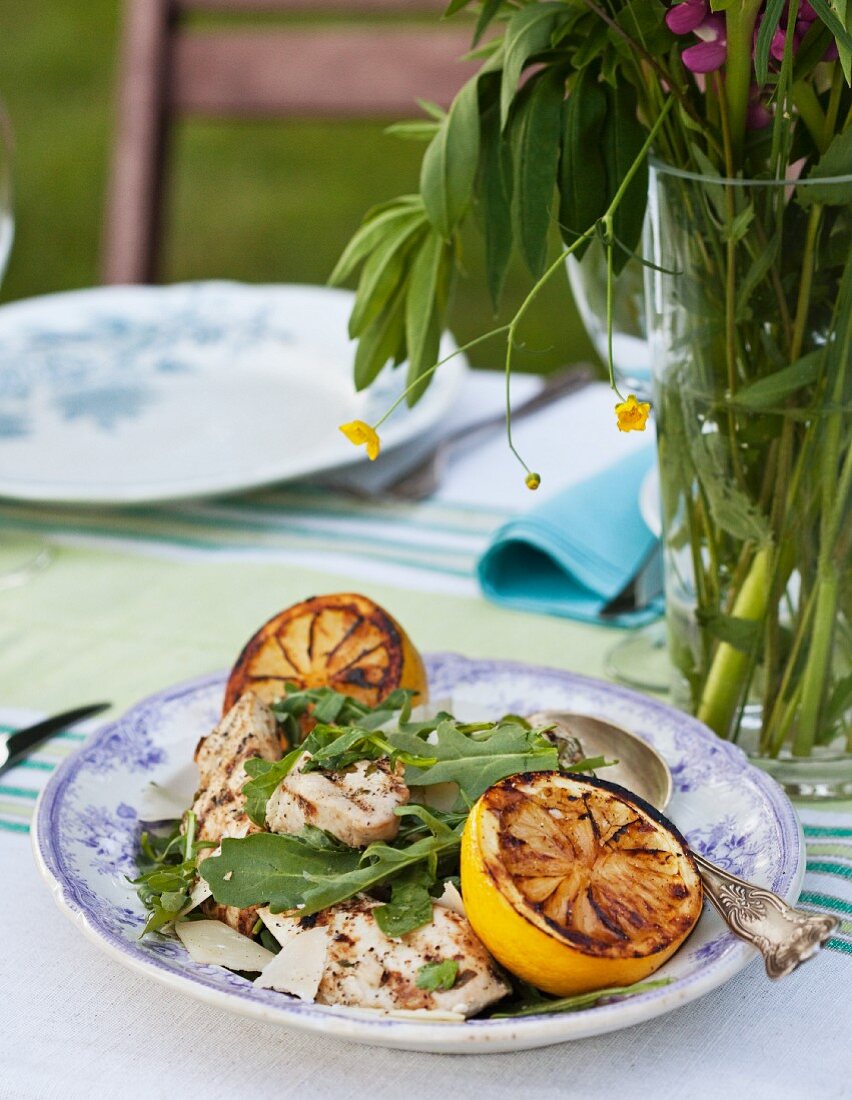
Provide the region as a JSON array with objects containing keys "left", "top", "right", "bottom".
[
  {"left": 0, "top": 281, "right": 465, "bottom": 505},
  {"left": 32, "top": 655, "right": 803, "bottom": 1054}
]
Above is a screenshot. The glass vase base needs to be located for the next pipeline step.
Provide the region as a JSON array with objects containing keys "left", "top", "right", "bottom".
[
  {"left": 604, "top": 623, "right": 669, "bottom": 693},
  {"left": 746, "top": 750, "right": 852, "bottom": 801}
]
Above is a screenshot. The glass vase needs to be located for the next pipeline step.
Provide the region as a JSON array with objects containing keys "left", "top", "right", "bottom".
[{"left": 644, "top": 160, "right": 852, "bottom": 798}]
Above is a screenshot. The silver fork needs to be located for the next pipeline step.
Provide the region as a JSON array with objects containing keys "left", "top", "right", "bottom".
[{"left": 382, "top": 364, "right": 598, "bottom": 501}]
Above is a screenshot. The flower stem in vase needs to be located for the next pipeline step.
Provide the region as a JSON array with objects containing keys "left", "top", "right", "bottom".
[
  {"left": 697, "top": 544, "right": 772, "bottom": 738},
  {"left": 724, "top": 0, "right": 763, "bottom": 166}
]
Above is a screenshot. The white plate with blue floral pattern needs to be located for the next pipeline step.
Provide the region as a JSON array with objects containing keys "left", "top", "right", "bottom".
[
  {"left": 0, "top": 281, "right": 465, "bottom": 505},
  {"left": 32, "top": 655, "right": 803, "bottom": 1054}
]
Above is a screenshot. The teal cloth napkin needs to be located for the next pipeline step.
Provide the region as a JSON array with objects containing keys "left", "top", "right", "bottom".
[{"left": 477, "top": 448, "right": 664, "bottom": 628}]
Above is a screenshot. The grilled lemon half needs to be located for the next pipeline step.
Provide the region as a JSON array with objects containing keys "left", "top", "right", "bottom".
[
  {"left": 223, "top": 593, "right": 428, "bottom": 714},
  {"left": 461, "top": 772, "right": 702, "bottom": 996}
]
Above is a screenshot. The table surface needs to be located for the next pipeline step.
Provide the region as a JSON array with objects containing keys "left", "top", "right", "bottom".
[{"left": 1, "top": 373, "right": 849, "bottom": 1100}]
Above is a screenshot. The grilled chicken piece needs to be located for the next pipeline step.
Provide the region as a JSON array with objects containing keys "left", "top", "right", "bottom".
[
  {"left": 190, "top": 692, "right": 282, "bottom": 932},
  {"left": 192, "top": 692, "right": 281, "bottom": 847},
  {"left": 266, "top": 753, "right": 409, "bottom": 848},
  {"left": 263, "top": 898, "right": 510, "bottom": 1017}
]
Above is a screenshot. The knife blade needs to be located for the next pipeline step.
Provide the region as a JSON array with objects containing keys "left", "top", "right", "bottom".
[
  {"left": 600, "top": 541, "right": 664, "bottom": 618},
  {"left": 0, "top": 702, "right": 111, "bottom": 777}
]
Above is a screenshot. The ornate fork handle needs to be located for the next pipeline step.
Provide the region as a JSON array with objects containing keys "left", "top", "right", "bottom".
[{"left": 693, "top": 853, "right": 839, "bottom": 978}]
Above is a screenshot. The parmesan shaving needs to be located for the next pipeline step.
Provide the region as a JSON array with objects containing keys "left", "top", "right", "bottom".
[
  {"left": 180, "top": 875, "right": 213, "bottom": 915},
  {"left": 257, "top": 907, "right": 302, "bottom": 948},
  {"left": 254, "top": 925, "right": 330, "bottom": 1002},
  {"left": 138, "top": 783, "right": 191, "bottom": 823},
  {"left": 175, "top": 919, "right": 275, "bottom": 971},
  {"left": 434, "top": 881, "right": 466, "bottom": 917}
]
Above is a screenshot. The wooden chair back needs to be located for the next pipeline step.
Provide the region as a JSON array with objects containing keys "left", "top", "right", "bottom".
[{"left": 102, "top": 0, "right": 475, "bottom": 284}]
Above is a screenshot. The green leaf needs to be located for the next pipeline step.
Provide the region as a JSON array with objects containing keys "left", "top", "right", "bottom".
[
  {"left": 201, "top": 829, "right": 363, "bottom": 914},
  {"left": 374, "top": 867, "right": 436, "bottom": 938},
  {"left": 696, "top": 611, "right": 761, "bottom": 653},
  {"left": 300, "top": 726, "right": 383, "bottom": 772},
  {"left": 825, "top": 672, "right": 852, "bottom": 725},
  {"left": 405, "top": 230, "right": 448, "bottom": 387},
  {"left": 444, "top": 0, "right": 474, "bottom": 15},
  {"left": 297, "top": 722, "right": 437, "bottom": 774},
  {"left": 133, "top": 814, "right": 216, "bottom": 936},
  {"left": 728, "top": 352, "right": 823, "bottom": 409},
  {"left": 705, "top": 480, "right": 773, "bottom": 545},
  {"left": 389, "top": 719, "right": 558, "bottom": 807},
  {"left": 754, "top": 0, "right": 786, "bottom": 84},
  {"left": 569, "top": 755, "right": 617, "bottom": 773},
  {"left": 271, "top": 685, "right": 414, "bottom": 743},
  {"left": 474, "top": 0, "right": 505, "bottom": 46},
  {"left": 602, "top": 83, "right": 647, "bottom": 274},
  {"left": 329, "top": 199, "right": 422, "bottom": 286},
  {"left": 570, "top": 18, "right": 609, "bottom": 70},
  {"left": 421, "top": 76, "right": 481, "bottom": 239},
  {"left": 837, "top": 0, "right": 851, "bottom": 81},
  {"left": 803, "top": 0, "right": 852, "bottom": 52},
  {"left": 500, "top": 3, "right": 564, "bottom": 126},
  {"left": 793, "top": 21, "right": 835, "bottom": 80},
  {"left": 353, "top": 286, "right": 407, "bottom": 391},
  {"left": 735, "top": 233, "right": 781, "bottom": 320},
  {"left": 510, "top": 67, "right": 565, "bottom": 277},
  {"left": 688, "top": 143, "right": 726, "bottom": 222},
  {"left": 160, "top": 890, "right": 188, "bottom": 914},
  {"left": 385, "top": 120, "right": 442, "bottom": 142},
  {"left": 799, "top": 127, "right": 852, "bottom": 207},
  {"left": 478, "top": 75, "right": 513, "bottom": 308},
  {"left": 686, "top": 423, "right": 772, "bottom": 545},
  {"left": 200, "top": 812, "right": 463, "bottom": 915},
  {"left": 416, "top": 98, "right": 448, "bottom": 121},
  {"left": 404, "top": 231, "right": 454, "bottom": 405},
  {"left": 242, "top": 750, "right": 303, "bottom": 827},
  {"left": 614, "top": 0, "right": 673, "bottom": 55},
  {"left": 348, "top": 217, "right": 424, "bottom": 338},
  {"left": 491, "top": 978, "right": 672, "bottom": 1018},
  {"left": 405, "top": 304, "right": 443, "bottom": 406},
  {"left": 722, "top": 205, "right": 755, "bottom": 243},
  {"left": 416, "top": 959, "right": 460, "bottom": 991},
  {"left": 558, "top": 67, "right": 608, "bottom": 256}
]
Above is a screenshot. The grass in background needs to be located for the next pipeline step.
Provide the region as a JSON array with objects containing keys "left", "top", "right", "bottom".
[{"left": 0, "top": 1, "right": 596, "bottom": 373}]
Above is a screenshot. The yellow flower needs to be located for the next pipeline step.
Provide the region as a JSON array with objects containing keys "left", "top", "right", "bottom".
[
  {"left": 615, "top": 394, "right": 651, "bottom": 433},
  {"left": 525, "top": 472, "right": 541, "bottom": 491},
  {"left": 339, "top": 420, "right": 381, "bottom": 461}
]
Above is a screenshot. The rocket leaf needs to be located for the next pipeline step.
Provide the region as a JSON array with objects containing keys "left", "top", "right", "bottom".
[
  {"left": 388, "top": 718, "right": 559, "bottom": 807},
  {"left": 200, "top": 810, "right": 463, "bottom": 916}
]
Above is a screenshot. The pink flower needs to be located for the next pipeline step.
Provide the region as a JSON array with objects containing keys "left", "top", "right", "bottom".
[
  {"left": 747, "top": 101, "right": 773, "bottom": 127},
  {"left": 747, "top": 85, "right": 772, "bottom": 129},
  {"left": 771, "top": 27, "right": 786, "bottom": 60},
  {"left": 665, "top": 0, "right": 708, "bottom": 34},
  {"left": 760, "top": 2, "right": 838, "bottom": 67},
  {"left": 667, "top": 1, "right": 727, "bottom": 72},
  {"left": 681, "top": 14, "right": 728, "bottom": 72}
]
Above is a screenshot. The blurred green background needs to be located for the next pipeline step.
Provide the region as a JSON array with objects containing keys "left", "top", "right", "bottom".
[{"left": 0, "top": 1, "right": 595, "bottom": 373}]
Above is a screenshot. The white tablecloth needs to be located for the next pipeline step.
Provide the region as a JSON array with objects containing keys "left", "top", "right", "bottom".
[{"left": 2, "top": 813, "right": 850, "bottom": 1099}]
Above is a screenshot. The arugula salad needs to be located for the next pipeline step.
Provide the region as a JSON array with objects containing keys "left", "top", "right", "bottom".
[{"left": 134, "top": 685, "right": 669, "bottom": 1021}]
